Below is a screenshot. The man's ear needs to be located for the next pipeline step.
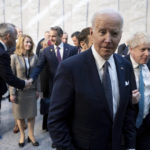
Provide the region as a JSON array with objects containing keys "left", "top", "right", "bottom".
[
  {"left": 80, "top": 41, "right": 84, "bottom": 48},
  {"left": 3, "top": 33, "right": 9, "bottom": 41},
  {"left": 5, "top": 33, "right": 10, "bottom": 40},
  {"left": 90, "top": 27, "right": 93, "bottom": 36}
]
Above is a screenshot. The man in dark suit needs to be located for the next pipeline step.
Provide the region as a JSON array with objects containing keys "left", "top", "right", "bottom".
[
  {"left": 117, "top": 43, "right": 129, "bottom": 57},
  {"left": 0, "top": 23, "right": 30, "bottom": 109},
  {"left": 125, "top": 32, "right": 150, "bottom": 150},
  {"left": 47, "top": 9, "right": 136, "bottom": 150},
  {"left": 30, "top": 26, "right": 77, "bottom": 95},
  {"left": 29, "top": 26, "right": 77, "bottom": 132}
]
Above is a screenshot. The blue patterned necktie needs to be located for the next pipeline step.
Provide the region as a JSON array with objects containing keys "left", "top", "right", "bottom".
[
  {"left": 102, "top": 61, "right": 113, "bottom": 118},
  {"left": 136, "top": 65, "right": 144, "bottom": 128},
  {"left": 56, "top": 46, "right": 61, "bottom": 62}
]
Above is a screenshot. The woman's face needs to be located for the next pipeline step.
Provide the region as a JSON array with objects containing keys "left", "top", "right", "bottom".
[{"left": 24, "top": 37, "right": 32, "bottom": 51}]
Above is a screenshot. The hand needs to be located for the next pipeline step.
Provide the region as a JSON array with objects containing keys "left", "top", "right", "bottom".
[
  {"left": 28, "top": 78, "right": 33, "bottom": 83},
  {"left": 36, "top": 91, "right": 39, "bottom": 99},
  {"left": 10, "top": 95, "right": 16, "bottom": 103},
  {"left": 25, "top": 79, "right": 33, "bottom": 88},
  {"left": 132, "top": 89, "right": 140, "bottom": 104},
  {"left": 39, "top": 92, "right": 43, "bottom": 99}
]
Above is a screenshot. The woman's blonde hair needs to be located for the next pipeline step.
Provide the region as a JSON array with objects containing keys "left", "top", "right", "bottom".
[{"left": 15, "top": 34, "right": 34, "bottom": 56}]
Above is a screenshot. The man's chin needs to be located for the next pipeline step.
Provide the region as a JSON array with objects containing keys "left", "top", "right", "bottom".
[{"left": 103, "top": 54, "right": 112, "bottom": 60}]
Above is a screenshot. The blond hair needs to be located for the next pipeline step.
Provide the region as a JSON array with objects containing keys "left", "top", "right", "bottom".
[
  {"left": 127, "top": 32, "right": 150, "bottom": 49},
  {"left": 15, "top": 34, "right": 34, "bottom": 56}
]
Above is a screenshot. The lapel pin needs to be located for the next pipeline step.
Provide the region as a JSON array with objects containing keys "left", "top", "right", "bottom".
[
  {"left": 120, "top": 67, "right": 124, "bottom": 70},
  {"left": 50, "top": 49, "right": 53, "bottom": 52}
]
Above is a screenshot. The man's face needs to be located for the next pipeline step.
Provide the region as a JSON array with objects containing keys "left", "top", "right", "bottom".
[
  {"left": 130, "top": 43, "right": 150, "bottom": 64},
  {"left": 72, "top": 36, "right": 79, "bottom": 46},
  {"left": 62, "top": 34, "right": 68, "bottom": 43},
  {"left": 17, "top": 29, "right": 23, "bottom": 38},
  {"left": 91, "top": 14, "right": 122, "bottom": 60},
  {"left": 49, "top": 30, "right": 61, "bottom": 45},
  {"left": 44, "top": 32, "right": 50, "bottom": 40}
]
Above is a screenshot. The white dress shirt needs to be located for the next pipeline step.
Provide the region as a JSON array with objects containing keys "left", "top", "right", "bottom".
[
  {"left": 130, "top": 55, "right": 150, "bottom": 119},
  {"left": 54, "top": 42, "right": 64, "bottom": 60},
  {"left": 91, "top": 46, "right": 120, "bottom": 118}
]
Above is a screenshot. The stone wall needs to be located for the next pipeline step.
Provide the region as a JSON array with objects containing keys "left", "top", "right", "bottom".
[{"left": 0, "top": 0, "right": 149, "bottom": 48}]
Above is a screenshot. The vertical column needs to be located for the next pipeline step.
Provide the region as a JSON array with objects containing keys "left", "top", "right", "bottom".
[
  {"left": 37, "top": 0, "right": 40, "bottom": 42},
  {"left": 62, "top": 0, "right": 65, "bottom": 30},
  {"left": 86, "top": 0, "right": 89, "bottom": 27},
  {"left": 145, "top": 0, "right": 148, "bottom": 32},
  {"left": 20, "top": 0, "right": 23, "bottom": 30},
  {"left": 2, "top": 0, "right": 5, "bottom": 22},
  {"left": 117, "top": 0, "right": 120, "bottom": 11}
]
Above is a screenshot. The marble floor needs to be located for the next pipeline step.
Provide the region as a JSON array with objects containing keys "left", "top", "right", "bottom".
[{"left": 0, "top": 97, "right": 55, "bottom": 150}]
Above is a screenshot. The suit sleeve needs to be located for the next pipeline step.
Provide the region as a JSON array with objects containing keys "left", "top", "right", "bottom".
[
  {"left": 30, "top": 49, "right": 46, "bottom": 81},
  {"left": 47, "top": 62, "right": 76, "bottom": 150},
  {"left": 0, "top": 53, "right": 25, "bottom": 89},
  {"left": 33, "top": 55, "right": 41, "bottom": 92}
]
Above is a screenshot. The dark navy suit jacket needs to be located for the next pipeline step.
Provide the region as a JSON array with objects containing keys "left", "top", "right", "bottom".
[
  {"left": 0, "top": 42, "right": 25, "bottom": 100},
  {"left": 48, "top": 49, "right": 136, "bottom": 150},
  {"left": 30, "top": 43, "right": 78, "bottom": 96},
  {"left": 126, "top": 55, "right": 150, "bottom": 150},
  {"left": 117, "top": 43, "right": 129, "bottom": 57}
]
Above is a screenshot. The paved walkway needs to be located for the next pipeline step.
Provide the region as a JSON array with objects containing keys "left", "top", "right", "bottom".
[{"left": 0, "top": 98, "right": 55, "bottom": 150}]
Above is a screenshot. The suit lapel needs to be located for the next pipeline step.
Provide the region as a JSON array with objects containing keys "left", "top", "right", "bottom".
[
  {"left": 63, "top": 43, "right": 69, "bottom": 60},
  {"left": 49, "top": 45, "right": 59, "bottom": 64},
  {"left": 113, "top": 54, "right": 127, "bottom": 120},
  {"left": 85, "top": 49, "right": 113, "bottom": 121}
]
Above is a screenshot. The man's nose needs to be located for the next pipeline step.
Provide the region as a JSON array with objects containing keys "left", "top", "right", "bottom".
[
  {"left": 145, "top": 49, "right": 149, "bottom": 56},
  {"left": 105, "top": 33, "right": 112, "bottom": 43}
]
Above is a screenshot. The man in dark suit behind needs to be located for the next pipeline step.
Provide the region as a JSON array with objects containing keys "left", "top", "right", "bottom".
[
  {"left": 30, "top": 26, "right": 77, "bottom": 96},
  {"left": 0, "top": 23, "right": 30, "bottom": 109},
  {"left": 29, "top": 26, "right": 77, "bottom": 133},
  {"left": 47, "top": 9, "right": 136, "bottom": 150},
  {"left": 125, "top": 32, "right": 150, "bottom": 150},
  {"left": 117, "top": 43, "right": 129, "bottom": 57}
]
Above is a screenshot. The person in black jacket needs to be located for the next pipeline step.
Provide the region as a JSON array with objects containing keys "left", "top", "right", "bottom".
[
  {"left": 117, "top": 43, "right": 129, "bottom": 57},
  {"left": 47, "top": 9, "right": 136, "bottom": 150},
  {"left": 0, "top": 23, "right": 31, "bottom": 109},
  {"left": 125, "top": 32, "right": 150, "bottom": 150}
]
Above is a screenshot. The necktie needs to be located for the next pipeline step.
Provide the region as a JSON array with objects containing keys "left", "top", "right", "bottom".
[
  {"left": 102, "top": 61, "right": 113, "bottom": 118},
  {"left": 56, "top": 46, "right": 61, "bottom": 62},
  {"left": 136, "top": 65, "right": 144, "bottom": 128}
]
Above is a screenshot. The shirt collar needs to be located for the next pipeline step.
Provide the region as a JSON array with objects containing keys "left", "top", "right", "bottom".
[
  {"left": 130, "top": 55, "right": 139, "bottom": 69},
  {"left": 0, "top": 40, "right": 7, "bottom": 51},
  {"left": 91, "top": 45, "right": 114, "bottom": 70},
  {"left": 54, "top": 42, "right": 63, "bottom": 50}
]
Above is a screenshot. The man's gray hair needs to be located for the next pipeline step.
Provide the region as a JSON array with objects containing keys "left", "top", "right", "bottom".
[
  {"left": 91, "top": 8, "right": 124, "bottom": 29},
  {"left": 127, "top": 32, "right": 150, "bottom": 49},
  {"left": 0, "top": 23, "right": 16, "bottom": 38}
]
